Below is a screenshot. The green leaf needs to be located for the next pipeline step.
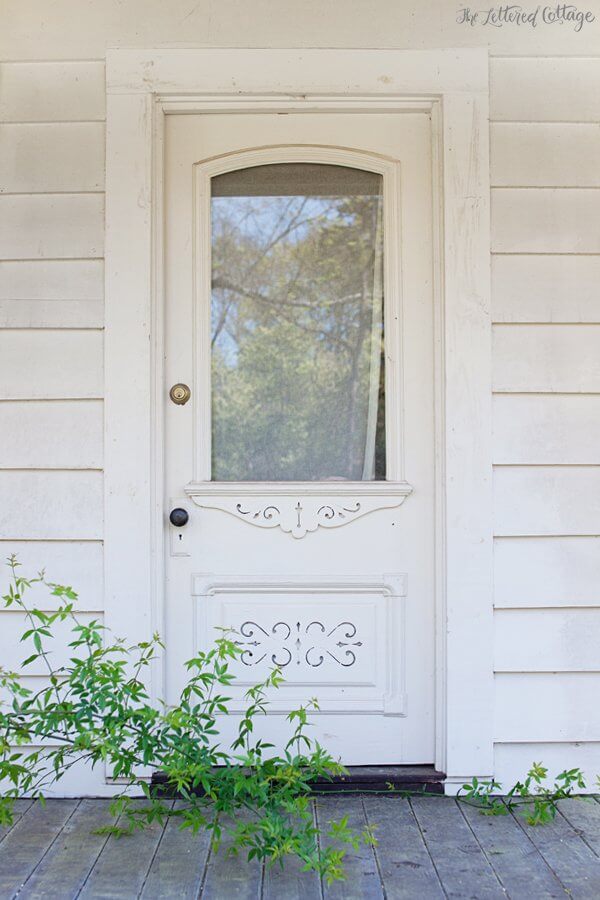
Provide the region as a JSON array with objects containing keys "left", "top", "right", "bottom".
[{"left": 0, "top": 557, "right": 395, "bottom": 884}]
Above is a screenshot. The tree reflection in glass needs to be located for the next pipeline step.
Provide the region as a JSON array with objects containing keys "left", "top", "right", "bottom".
[{"left": 210, "top": 162, "right": 386, "bottom": 482}]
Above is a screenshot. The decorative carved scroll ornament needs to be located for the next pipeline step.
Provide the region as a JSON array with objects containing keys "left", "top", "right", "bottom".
[{"left": 186, "top": 482, "right": 412, "bottom": 538}]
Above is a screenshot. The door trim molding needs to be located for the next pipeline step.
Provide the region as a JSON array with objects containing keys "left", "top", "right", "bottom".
[{"left": 104, "top": 48, "right": 493, "bottom": 782}]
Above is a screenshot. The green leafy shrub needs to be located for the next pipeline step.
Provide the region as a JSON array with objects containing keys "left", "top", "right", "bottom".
[
  {"left": 459, "top": 762, "right": 588, "bottom": 825},
  {"left": 0, "top": 557, "right": 374, "bottom": 882}
]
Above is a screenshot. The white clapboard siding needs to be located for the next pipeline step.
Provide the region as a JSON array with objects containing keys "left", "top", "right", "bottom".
[
  {"left": 0, "top": 611, "right": 99, "bottom": 674},
  {"left": 492, "top": 189, "right": 600, "bottom": 253},
  {"left": 0, "top": 541, "right": 103, "bottom": 610},
  {"left": 0, "top": 400, "right": 103, "bottom": 468},
  {"left": 0, "top": 470, "right": 103, "bottom": 540},
  {"left": 0, "top": 260, "right": 103, "bottom": 300},
  {"left": 2, "top": 8, "right": 599, "bottom": 61},
  {"left": 495, "top": 673, "right": 600, "bottom": 742},
  {"left": 0, "top": 299, "right": 104, "bottom": 329},
  {"left": 493, "top": 324, "right": 600, "bottom": 393},
  {"left": 0, "top": 194, "right": 104, "bottom": 260},
  {"left": 492, "top": 255, "right": 600, "bottom": 323},
  {"left": 27, "top": 756, "right": 115, "bottom": 798},
  {"left": 490, "top": 58, "right": 600, "bottom": 122},
  {"left": 494, "top": 466, "right": 600, "bottom": 537},
  {"left": 0, "top": 330, "right": 103, "bottom": 399},
  {"left": 0, "top": 61, "right": 105, "bottom": 122},
  {"left": 0, "top": 123, "right": 105, "bottom": 193},
  {"left": 0, "top": 677, "right": 59, "bottom": 705},
  {"left": 494, "top": 536, "right": 600, "bottom": 609},
  {"left": 494, "top": 742, "right": 600, "bottom": 789},
  {"left": 1, "top": 752, "right": 114, "bottom": 798},
  {"left": 493, "top": 394, "right": 600, "bottom": 464},
  {"left": 491, "top": 123, "right": 600, "bottom": 188},
  {"left": 495, "top": 608, "right": 600, "bottom": 672}
]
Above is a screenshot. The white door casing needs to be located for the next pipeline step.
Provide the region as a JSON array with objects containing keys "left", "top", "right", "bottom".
[
  {"left": 104, "top": 49, "right": 493, "bottom": 786},
  {"left": 164, "top": 111, "right": 434, "bottom": 762}
]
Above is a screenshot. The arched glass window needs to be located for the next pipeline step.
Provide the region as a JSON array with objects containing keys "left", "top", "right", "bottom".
[{"left": 210, "top": 162, "right": 385, "bottom": 482}]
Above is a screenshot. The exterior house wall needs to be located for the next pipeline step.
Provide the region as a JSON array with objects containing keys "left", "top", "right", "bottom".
[{"left": 1, "top": 0, "right": 600, "bottom": 792}]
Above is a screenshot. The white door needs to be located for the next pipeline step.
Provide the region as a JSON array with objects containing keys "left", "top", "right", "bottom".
[{"left": 164, "top": 109, "right": 435, "bottom": 764}]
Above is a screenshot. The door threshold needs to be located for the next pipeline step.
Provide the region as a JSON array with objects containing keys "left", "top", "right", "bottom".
[
  {"left": 151, "top": 765, "right": 445, "bottom": 797},
  {"left": 309, "top": 765, "right": 445, "bottom": 794}
]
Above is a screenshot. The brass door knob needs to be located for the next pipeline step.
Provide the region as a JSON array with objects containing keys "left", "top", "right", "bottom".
[{"left": 169, "top": 383, "right": 191, "bottom": 405}]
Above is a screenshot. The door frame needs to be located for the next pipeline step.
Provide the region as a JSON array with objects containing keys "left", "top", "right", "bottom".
[{"left": 104, "top": 48, "right": 493, "bottom": 788}]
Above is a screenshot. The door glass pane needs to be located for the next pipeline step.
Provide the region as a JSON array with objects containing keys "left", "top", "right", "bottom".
[{"left": 210, "top": 162, "right": 385, "bottom": 482}]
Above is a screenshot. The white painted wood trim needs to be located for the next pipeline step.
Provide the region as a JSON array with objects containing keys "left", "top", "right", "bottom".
[
  {"left": 106, "top": 48, "right": 488, "bottom": 96},
  {"left": 104, "top": 48, "right": 492, "bottom": 784},
  {"left": 185, "top": 481, "right": 413, "bottom": 540},
  {"left": 185, "top": 481, "right": 413, "bottom": 497}
]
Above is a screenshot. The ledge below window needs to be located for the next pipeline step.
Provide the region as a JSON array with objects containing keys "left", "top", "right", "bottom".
[{"left": 184, "top": 480, "right": 413, "bottom": 539}]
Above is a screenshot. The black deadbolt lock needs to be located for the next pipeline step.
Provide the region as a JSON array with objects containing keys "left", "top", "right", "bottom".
[{"left": 169, "top": 508, "right": 189, "bottom": 527}]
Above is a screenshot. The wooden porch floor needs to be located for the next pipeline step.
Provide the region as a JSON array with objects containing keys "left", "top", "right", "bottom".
[{"left": 2, "top": 795, "right": 600, "bottom": 898}]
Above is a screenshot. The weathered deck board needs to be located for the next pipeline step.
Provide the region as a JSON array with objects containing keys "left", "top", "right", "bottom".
[
  {"left": 317, "top": 795, "right": 382, "bottom": 899},
  {"left": 17, "top": 799, "right": 114, "bottom": 900},
  {"left": 200, "top": 812, "right": 262, "bottom": 900},
  {"left": 0, "top": 799, "right": 34, "bottom": 845},
  {"left": 558, "top": 797, "right": 600, "bottom": 856},
  {"left": 512, "top": 805, "right": 600, "bottom": 898},
  {"left": 1, "top": 797, "right": 600, "bottom": 897},
  {"left": 78, "top": 800, "right": 168, "bottom": 900},
  {"left": 460, "top": 801, "right": 567, "bottom": 898},
  {"left": 364, "top": 796, "right": 445, "bottom": 899},
  {"left": 410, "top": 796, "right": 507, "bottom": 899},
  {"left": 0, "top": 799, "right": 78, "bottom": 898},
  {"left": 261, "top": 805, "right": 321, "bottom": 900},
  {"left": 262, "top": 855, "right": 321, "bottom": 900},
  {"left": 140, "top": 801, "right": 211, "bottom": 900}
]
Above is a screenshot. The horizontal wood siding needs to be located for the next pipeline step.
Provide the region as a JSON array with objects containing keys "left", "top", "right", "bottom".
[
  {"left": 494, "top": 742, "right": 600, "bottom": 787},
  {"left": 0, "top": 756, "right": 113, "bottom": 797},
  {"left": 0, "top": 257, "right": 104, "bottom": 327},
  {"left": 492, "top": 255, "right": 600, "bottom": 323},
  {"left": 0, "top": 61, "right": 105, "bottom": 122},
  {"left": 0, "top": 123, "right": 105, "bottom": 193},
  {"left": 0, "top": 400, "right": 103, "bottom": 468},
  {"left": 0, "top": 541, "right": 104, "bottom": 610},
  {"left": 0, "top": 260, "right": 104, "bottom": 300},
  {"left": 494, "top": 537, "right": 600, "bottom": 608},
  {"left": 491, "top": 123, "right": 600, "bottom": 188},
  {"left": 3, "top": 4, "right": 600, "bottom": 59},
  {"left": 1, "top": 611, "right": 99, "bottom": 673},
  {"left": 0, "top": 194, "right": 104, "bottom": 259},
  {"left": 493, "top": 325, "right": 600, "bottom": 393},
  {"left": 493, "top": 394, "right": 600, "bottom": 464},
  {"left": 495, "top": 673, "right": 600, "bottom": 742},
  {"left": 490, "top": 58, "right": 600, "bottom": 122},
  {"left": 495, "top": 608, "right": 600, "bottom": 672},
  {"left": 0, "top": 330, "right": 103, "bottom": 399},
  {"left": 0, "top": 299, "right": 104, "bottom": 329},
  {"left": 492, "top": 188, "right": 600, "bottom": 254},
  {"left": 0, "top": 58, "right": 107, "bottom": 746},
  {"left": 494, "top": 466, "right": 600, "bottom": 537},
  {"left": 0, "top": 470, "right": 103, "bottom": 540},
  {"left": 490, "top": 55, "right": 600, "bottom": 778}
]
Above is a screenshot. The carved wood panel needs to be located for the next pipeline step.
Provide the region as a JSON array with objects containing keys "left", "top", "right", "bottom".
[{"left": 192, "top": 574, "right": 407, "bottom": 715}]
